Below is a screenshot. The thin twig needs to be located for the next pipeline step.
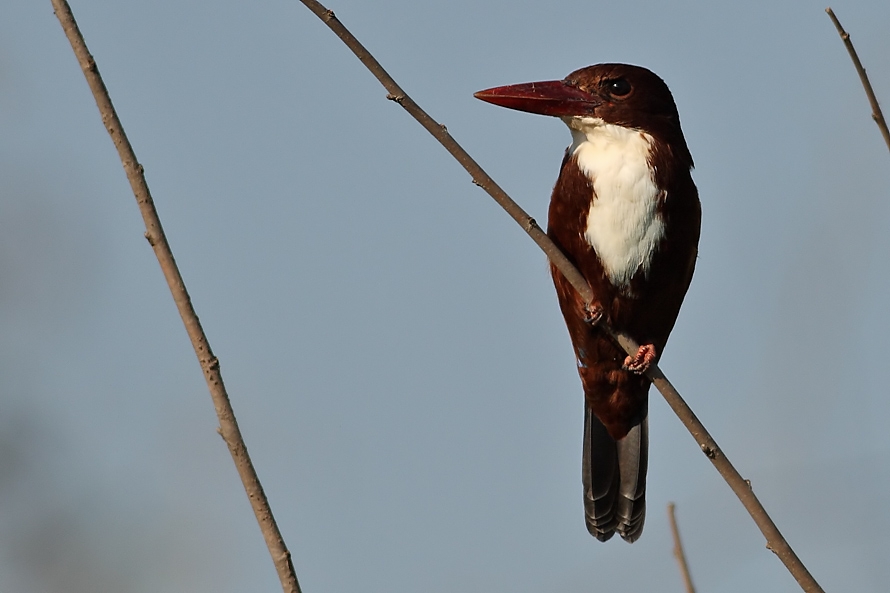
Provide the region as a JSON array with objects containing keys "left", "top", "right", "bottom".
[
  {"left": 826, "top": 7, "right": 890, "bottom": 154},
  {"left": 297, "top": 2, "right": 825, "bottom": 592},
  {"left": 668, "top": 503, "right": 697, "bottom": 593},
  {"left": 50, "top": 2, "right": 301, "bottom": 592}
]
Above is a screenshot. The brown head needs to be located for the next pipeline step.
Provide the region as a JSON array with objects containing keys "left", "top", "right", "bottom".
[{"left": 474, "top": 63, "right": 693, "bottom": 172}]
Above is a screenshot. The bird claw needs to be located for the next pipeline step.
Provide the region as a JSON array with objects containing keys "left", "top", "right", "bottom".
[
  {"left": 623, "top": 344, "right": 656, "bottom": 374},
  {"left": 583, "top": 302, "right": 604, "bottom": 326}
]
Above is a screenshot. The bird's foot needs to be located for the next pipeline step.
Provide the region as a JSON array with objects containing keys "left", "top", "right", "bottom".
[
  {"left": 623, "top": 344, "right": 656, "bottom": 374},
  {"left": 582, "top": 302, "right": 604, "bottom": 326}
]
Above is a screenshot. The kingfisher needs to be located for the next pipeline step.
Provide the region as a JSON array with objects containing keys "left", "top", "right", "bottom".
[{"left": 475, "top": 64, "right": 700, "bottom": 542}]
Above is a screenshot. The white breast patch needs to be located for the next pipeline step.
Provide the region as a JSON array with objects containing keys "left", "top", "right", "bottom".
[{"left": 565, "top": 117, "right": 664, "bottom": 291}]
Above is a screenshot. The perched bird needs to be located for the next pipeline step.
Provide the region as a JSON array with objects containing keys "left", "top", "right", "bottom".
[{"left": 475, "top": 64, "right": 700, "bottom": 542}]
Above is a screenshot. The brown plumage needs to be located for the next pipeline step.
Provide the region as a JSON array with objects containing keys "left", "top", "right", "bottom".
[{"left": 476, "top": 64, "right": 700, "bottom": 542}]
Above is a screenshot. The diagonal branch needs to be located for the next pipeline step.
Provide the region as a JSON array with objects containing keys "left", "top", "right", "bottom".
[
  {"left": 297, "top": 2, "right": 826, "bottom": 592},
  {"left": 668, "top": 503, "right": 697, "bottom": 593},
  {"left": 50, "top": 2, "right": 301, "bottom": 592},
  {"left": 826, "top": 7, "right": 890, "bottom": 154}
]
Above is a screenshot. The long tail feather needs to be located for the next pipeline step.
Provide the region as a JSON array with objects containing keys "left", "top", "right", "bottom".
[
  {"left": 582, "top": 406, "right": 648, "bottom": 542},
  {"left": 615, "top": 418, "right": 647, "bottom": 542},
  {"left": 582, "top": 406, "right": 618, "bottom": 541}
]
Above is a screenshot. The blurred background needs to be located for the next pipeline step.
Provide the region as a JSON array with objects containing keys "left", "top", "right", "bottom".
[{"left": 1, "top": 1, "right": 888, "bottom": 591}]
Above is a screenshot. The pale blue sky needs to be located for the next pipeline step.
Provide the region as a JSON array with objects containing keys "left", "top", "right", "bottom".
[{"left": 2, "top": 1, "right": 889, "bottom": 592}]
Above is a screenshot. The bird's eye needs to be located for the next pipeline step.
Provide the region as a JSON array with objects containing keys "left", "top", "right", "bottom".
[{"left": 607, "top": 78, "right": 632, "bottom": 97}]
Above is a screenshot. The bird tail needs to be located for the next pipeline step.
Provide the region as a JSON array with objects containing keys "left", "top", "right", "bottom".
[{"left": 582, "top": 406, "right": 648, "bottom": 542}]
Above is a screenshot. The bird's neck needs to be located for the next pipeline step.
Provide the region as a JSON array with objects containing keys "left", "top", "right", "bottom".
[{"left": 563, "top": 117, "right": 655, "bottom": 182}]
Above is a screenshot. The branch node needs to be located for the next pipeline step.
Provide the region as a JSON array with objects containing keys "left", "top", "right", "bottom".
[
  {"left": 471, "top": 178, "right": 483, "bottom": 187},
  {"left": 440, "top": 123, "right": 448, "bottom": 132},
  {"left": 144, "top": 231, "right": 156, "bottom": 246},
  {"left": 523, "top": 216, "right": 540, "bottom": 232},
  {"left": 700, "top": 444, "right": 717, "bottom": 459},
  {"left": 386, "top": 93, "right": 405, "bottom": 104},
  {"left": 323, "top": 9, "right": 335, "bottom": 21}
]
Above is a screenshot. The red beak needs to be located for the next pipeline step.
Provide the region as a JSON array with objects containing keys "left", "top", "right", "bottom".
[{"left": 474, "top": 80, "right": 602, "bottom": 117}]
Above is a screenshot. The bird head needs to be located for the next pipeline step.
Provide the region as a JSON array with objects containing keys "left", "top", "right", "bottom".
[{"left": 475, "top": 63, "right": 692, "bottom": 167}]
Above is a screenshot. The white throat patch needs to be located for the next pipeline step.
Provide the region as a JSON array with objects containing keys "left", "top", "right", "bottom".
[{"left": 564, "top": 116, "right": 663, "bottom": 291}]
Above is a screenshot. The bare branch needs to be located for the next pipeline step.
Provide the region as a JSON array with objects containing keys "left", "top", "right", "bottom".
[
  {"left": 297, "top": 2, "right": 826, "bottom": 592},
  {"left": 50, "top": 2, "right": 301, "bottom": 592},
  {"left": 826, "top": 7, "right": 890, "bottom": 154},
  {"left": 668, "top": 503, "right": 697, "bottom": 593}
]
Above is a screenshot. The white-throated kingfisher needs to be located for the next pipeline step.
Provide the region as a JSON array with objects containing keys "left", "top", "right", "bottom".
[{"left": 475, "top": 64, "right": 700, "bottom": 542}]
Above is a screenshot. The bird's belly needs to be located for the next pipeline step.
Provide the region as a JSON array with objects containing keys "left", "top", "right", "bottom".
[{"left": 584, "top": 192, "right": 663, "bottom": 290}]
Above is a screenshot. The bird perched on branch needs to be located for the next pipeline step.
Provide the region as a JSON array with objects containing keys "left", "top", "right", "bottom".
[{"left": 475, "top": 64, "right": 700, "bottom": 542}]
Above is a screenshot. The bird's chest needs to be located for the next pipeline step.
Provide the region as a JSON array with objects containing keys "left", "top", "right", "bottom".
[{"left": 571, "top": 126, "right": 664, "bottom": 291}]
